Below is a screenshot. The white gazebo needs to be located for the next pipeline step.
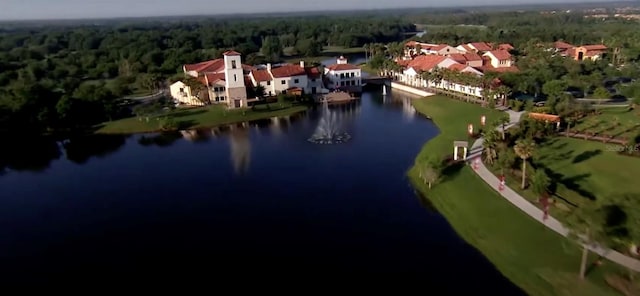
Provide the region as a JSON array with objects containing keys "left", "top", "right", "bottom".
[{"left": 453, "top": 141, "right": 469, "bottom": 161}]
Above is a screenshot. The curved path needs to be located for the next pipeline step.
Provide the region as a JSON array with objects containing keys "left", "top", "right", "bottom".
[{"left": 467, "top": 110, "right": 640, "bottom": 272}]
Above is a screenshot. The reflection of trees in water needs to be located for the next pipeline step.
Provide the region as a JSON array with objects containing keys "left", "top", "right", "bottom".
[
  {"left": 138, "top": 132, "right": 183, "bottom": 147},
  {"left": 229, "top": 126, "right": 251, "bottom": 175},
  {"left": 63, "top": 135, "right": 128, "bottom": 164},
  {"left": 0, "top": 137, "right": 62, "bottom": 173},
  {"left": 0, "top": 135, "right": 128, "bottom": 174}
]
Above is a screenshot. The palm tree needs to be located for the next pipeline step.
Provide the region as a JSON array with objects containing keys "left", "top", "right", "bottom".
[
  {"left": 498, "top": 113, "right": 511, "bottom": 140},
  {"left": 530, "top": 169, "right": 551, "bottom": 202},
  {"left": 514, "top": 139, "right": 535, "bottom": 189},
  {"left": 483, "top": 130, "right": 501, "bottom": 165}
]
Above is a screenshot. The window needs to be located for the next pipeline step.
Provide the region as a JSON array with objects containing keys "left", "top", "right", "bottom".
[
  {"left": 281, "top": 80, "right": 286, "bottom": 85},
  {"left": 179, "top": 88, "right": 184, "bottom": 92},
  {"left": 294, "top": 79, "right": 299, "bottom": 84},
  {"left": 267, "top": 81, "right": 271, "bottom": 85},
  {"left": 340, "top": 73, "right": 344, "bottom": 79},
  {"left": 231, "top": 60, "right": 237, "bottom": 69},
  {"left": 311, "top": 78, "right": 315, "bottom": 82},
  {"left": 234, "top": 74, "right": 237, "bottom": 82}
]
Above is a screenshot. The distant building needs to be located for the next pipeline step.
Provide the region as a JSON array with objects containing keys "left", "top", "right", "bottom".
[
  {"left": 483, "top": 50, "right": 514, "bottom": 68},
  {"left": 171, "top": 52, "right": 327, "bottom": 108},
  {"left": 324, "top": 56, "right": 362, "bottom": 90}
]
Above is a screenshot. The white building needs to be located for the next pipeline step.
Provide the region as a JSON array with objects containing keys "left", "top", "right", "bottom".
[
  {"left": 248, "top": 61, "right": 327, "bottom": 96},
  {"left": 324, "top": 56, "right": 362, "bottom": 90},
  {"left": 393, "top": 54, "right": 485, "bottom": 98},
  {"left": 170, "top": 50, "right": 250, "bottom": 108},
  {"left": 483, "top": 50, "right": 514, "bottom": 68}
]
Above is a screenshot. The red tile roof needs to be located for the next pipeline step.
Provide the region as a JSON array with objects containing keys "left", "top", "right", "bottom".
[
  {"left": 498, "top": 43, "right": 514, "bottom": 51},
  {"left": 463, "top": 53, "right": 483, "bottom": 61},
  {"left": 223, "top": 50, "right": 241, "bottom": 56},
  {"left": 582, "top": 44, "right": 608, "bottom": 51},
  {"left": 449, "top": 53, "right": 467, "bottom": 64},
  {"left": 406, "top": 41, "right": 418, "bottom": 47},
  {"left": 460, "top": 44, "right": 473, "bottom": 52},
  {"left": 244, "top": 75, "right": 253, "bottom": 87},
  {"left": 184, "top": 59, "right": 225, "bottom": 73},
  {"left": 271, "top": 64, "right": 307, "bottom": 78},
  {"left": 470, "top": 42, "right": 492, "bottom": 52},
  {"left": 448, "top": 63, "right": 467, "bottom": 71},
  {"left": 406, "top": 55, "right": 447, "bottom": 72},
  {"left": 305, "top": 67, "right": 322, "bottom": 78},
  {"left": 251, "top": 69, "right": 272, "bottom": 82},
  {"left": 433, "top": 44, "right": 450, "bottom": 51},
  {"left": 487, "top": 50, "right": 512, "bottom": 60},
  {"left": 480, "top": 66, "right": 520, "bottom": 73},
  {"left": 197, "top": 73, "right": 226, "bottom": 86},
  {"left": 327, "top": 64, "right": 360, "bottom": 71},
  {"left": 554, "top": 41, "right": 574, "bottom": 49}
]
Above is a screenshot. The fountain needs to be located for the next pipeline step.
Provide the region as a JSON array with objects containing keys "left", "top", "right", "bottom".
[{"left": 307, "top": 100, "right": 351, "bottom": 144}]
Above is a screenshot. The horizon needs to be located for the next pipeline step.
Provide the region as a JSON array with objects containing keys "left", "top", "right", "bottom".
[{"left": 1, "top": 0, "right": 636, "bottom": 21}]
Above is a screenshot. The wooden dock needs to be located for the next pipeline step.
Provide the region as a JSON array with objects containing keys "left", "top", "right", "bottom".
[{"left": 323, "top": 91, "right": 359, "bottom": 104}]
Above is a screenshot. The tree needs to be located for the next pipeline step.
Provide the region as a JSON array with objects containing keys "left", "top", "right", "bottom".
[
  {"left": 419, "top": 159, "right": 441, "bottom": 189},
  {"left": 497, "top": 149, "right": 516, "bottom": 176},
  {"left": 295, "top": 38, "right": 322, "bottom": 57},
  {"left": 593, "top": 87, "right": 610, "bottom": 100},
  {"left": 514, "top": 139, "right": 535, "bottom": 189},
  {"left": 183, "top": 76, "right": 209, "bottom": 105},
  {"left": 530, "top": 169, "right": 550, "bottom": 201},
  {"left": 482, "top": 129, "right": 501, "bottom": 165},
  {"left": 261, "top": 36, "right": 283, "bottom": 62},
  {"left": 498, "top": 113, "right": 511, "bottom": 140},
  {"left": 566, "top": 201, "right": 607, "bottom": 280}
]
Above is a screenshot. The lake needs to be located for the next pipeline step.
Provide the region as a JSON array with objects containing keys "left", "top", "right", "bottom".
[{"left": 0, "top": 90, "right": 522, "bottom": 292}]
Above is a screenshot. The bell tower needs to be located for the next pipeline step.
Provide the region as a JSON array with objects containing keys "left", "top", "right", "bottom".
[{"left": 223, "top": 50, "right": 247, "bottom": 108}]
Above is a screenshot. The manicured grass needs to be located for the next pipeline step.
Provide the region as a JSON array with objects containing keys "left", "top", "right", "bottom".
[
  {"left": 96, "top": 103, "right": 308, "bottom": 134},
  {"left": 497, "top": 137, "right": 640, "bottom": 217},
  {"left": 573, "top": 108, "right": 640, "bottom": 140},
  {"left": 410, "top": 96, "right": 623, "bottom": 296}
]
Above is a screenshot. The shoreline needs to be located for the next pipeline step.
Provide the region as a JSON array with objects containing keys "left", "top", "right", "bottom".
[
  {"left": 408, "top": 96, "right": 622, "bottom": 296},
  {"left": 95, "top": 104, "right": 310, "bottom": 135}
]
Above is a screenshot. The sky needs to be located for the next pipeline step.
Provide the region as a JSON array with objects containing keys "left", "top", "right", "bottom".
[{"left": 1, "top": 0, "right": 625, "bottom": 20}]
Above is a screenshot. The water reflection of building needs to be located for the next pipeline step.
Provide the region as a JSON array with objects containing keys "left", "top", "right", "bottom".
[
  {"left": 229, "top": 124, "right": 251, "bottom": 175},
  {"left": 402, "top": 97, "right": 416, "bottom": 120}
]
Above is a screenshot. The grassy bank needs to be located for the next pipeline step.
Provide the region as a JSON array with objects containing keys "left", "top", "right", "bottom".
[
  {"left": 96, "top": 103, "right": 308, "bottom": 134},
  {"left": 409, "top": 96, "right": 622, "bottom": 296},
  {"left": 488, "top": 136, "right": 640, "bottom": 224}
]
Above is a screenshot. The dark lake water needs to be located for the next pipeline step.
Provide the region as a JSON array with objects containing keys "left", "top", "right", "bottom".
[{"left": 0, "top": 90, "right": 522, "bottom": 292}]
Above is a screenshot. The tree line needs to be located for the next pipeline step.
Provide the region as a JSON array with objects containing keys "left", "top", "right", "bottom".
[{"left": 0, "top": 16, "right": 415, "bottom": 134}]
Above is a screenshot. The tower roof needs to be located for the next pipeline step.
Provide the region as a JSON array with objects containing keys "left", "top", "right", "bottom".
[{"left": 223, "top": 50, "right": 242, "bottom": 56}]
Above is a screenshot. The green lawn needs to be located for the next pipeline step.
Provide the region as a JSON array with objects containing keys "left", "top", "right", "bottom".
[
  {"left": 96, "top": 103, "right": 308, "bottom": 134},
  {"left": 410, "top": 96, "right": 624, "bottom": 296},
  {"left": 516, "top": 137, "right": 639, "bottom": 213},
  {"left": 573, "top": 108, "right": 640, "bottom": 140}
]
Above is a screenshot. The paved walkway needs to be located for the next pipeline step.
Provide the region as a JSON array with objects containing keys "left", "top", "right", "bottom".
[{"left": 467, "top": 110, "right": 640, "bottom": 272}]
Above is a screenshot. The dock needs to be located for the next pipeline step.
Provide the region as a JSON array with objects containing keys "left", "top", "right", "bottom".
[{"left": 323, "top": 91, "right": 359, "bottom": 104}]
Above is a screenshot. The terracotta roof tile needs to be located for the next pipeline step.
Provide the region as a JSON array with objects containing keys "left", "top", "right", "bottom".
[
  {"left": 184, "top": 59, "right": 225, "bottom": 73},
  {"left": 582, "top": 44, "right": 608, "bottom": 51},
  {"left": 406, "top": 55, "right": 447, "bottom": 72},
  {"left": 480, "top": 66, "right": 520, "bottom": 73},
  {"left": 470, "top": 42, "right": 492, "bottom": 52},
  {"left": 223, "top": 50, "right": 242, "bottom": 56},
  {"left": 449, "top": 53, "right": 467, "bottom": 64},
  {"left": 448, "top": 63, "right": 467, "bottom": 71},
  {"left": 498, "top": 43, "right": 514, "bottom": 51},
  {"left": 554, "top": 41, "right": 575, "bottom": 49},
  {"left": 305, "top": 67, "right": 322, "bottom": 78},
  {"left": 463, "top": 53, "right": 483, "bottom": 61},
  {"left": 251, "top": 69, "right": 272, "bottom": 82},
  {"left": 487, "top": 50, "right": 512, "bottom": 60},
  {"left": 327, "top": 64, "right": 360, "bottom": 71},
  {"left": 271, "top": 64, "right": 307, "bottom": 78}
]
